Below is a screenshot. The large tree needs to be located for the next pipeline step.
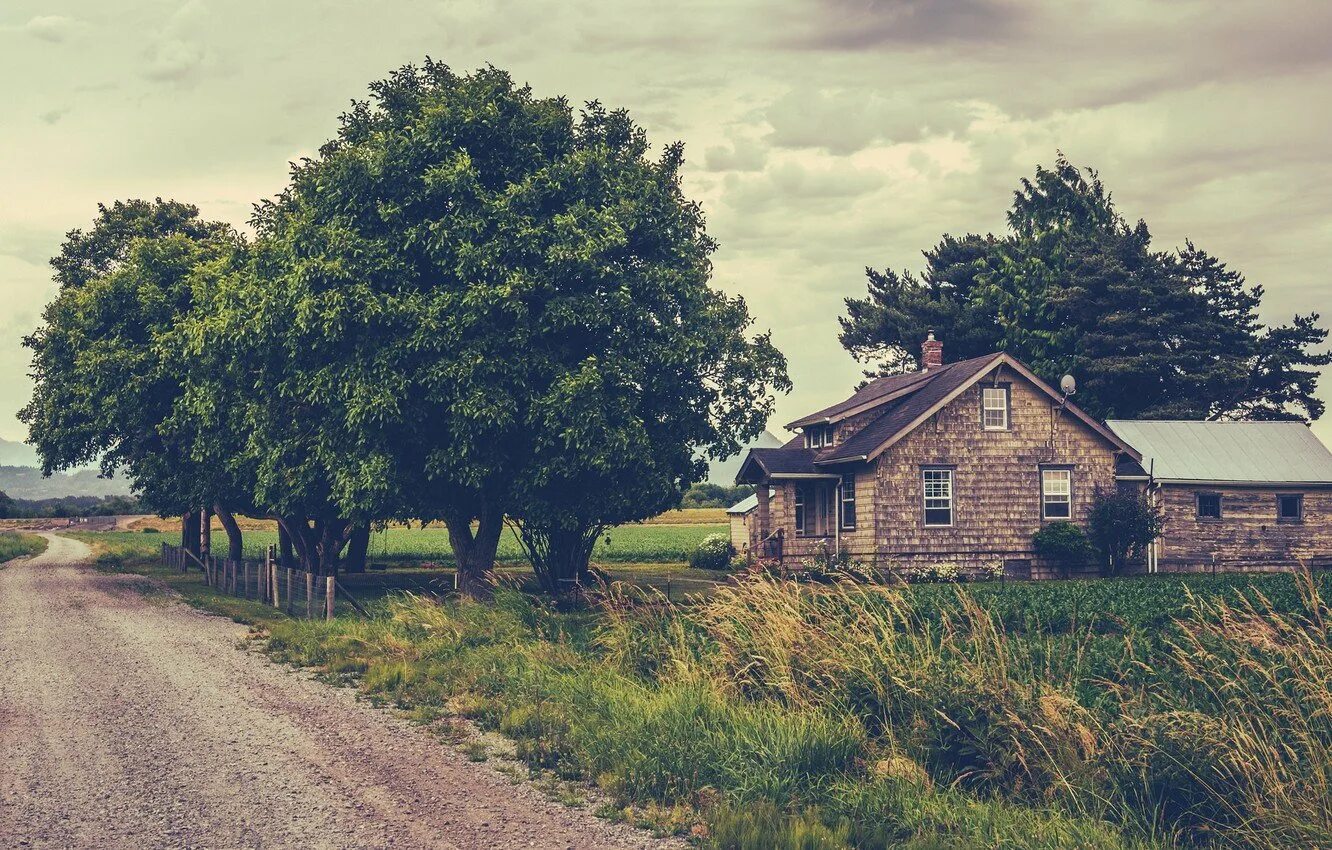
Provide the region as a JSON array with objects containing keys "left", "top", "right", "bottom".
[
  {"left": 839, "top": 155, "right": 1330, "bottom": 421},
  {"left": 206, "top": 61, "right": 787, "bottom": 594},
  {"left": 19, "top": 200, "right": 250, "bottom": 558}
]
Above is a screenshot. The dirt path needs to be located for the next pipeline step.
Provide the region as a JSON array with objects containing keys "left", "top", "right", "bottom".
[{"left": 0, "top": 535, "right": 682, "bottom": 850}]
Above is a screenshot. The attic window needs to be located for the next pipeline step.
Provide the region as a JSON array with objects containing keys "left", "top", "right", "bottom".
[
  {"left": 982, "top": 386, "right": 1009, "bottom": 430},
  {"left": 805, "top": 424, "right": 833, "bottom": 449}
]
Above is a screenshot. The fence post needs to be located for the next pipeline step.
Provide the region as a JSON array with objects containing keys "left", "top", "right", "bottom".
[
  {"left": 325, "top": 575, "right": 335, "bottom": 620},
  {"left": 286, "top": 568, "right": 293, "bottom": 615},
  {"left": 269, "top": 546, "right": 279, "bottom": 607},
  {"left": 305, "top": 572, "right": 314, "bottom": 619}
]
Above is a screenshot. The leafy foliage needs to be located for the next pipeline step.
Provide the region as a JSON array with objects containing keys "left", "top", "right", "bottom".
[
  {"left": 1032, "top": 521, "right": 1092, "bottom": 578},
  {"left": 689, "top": 533, "right": 734, "bottom": 570},
  {"left": 839, "top": 154, "right": 1330, "bottom": 421},
  {"left": 1086, "top": 489, "right": 1165, "bottom": 576}
]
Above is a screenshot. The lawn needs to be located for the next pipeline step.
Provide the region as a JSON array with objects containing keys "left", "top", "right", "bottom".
[
  {"left": 125, "top": 517, "right": 728, "bottom": 565},
  {"left": 67, "top": 526, "right": 1332, "bottom": 850}
]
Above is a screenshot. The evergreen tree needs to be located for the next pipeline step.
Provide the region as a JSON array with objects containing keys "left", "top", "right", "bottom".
[{"left": 839, "top": 154, "right": 1329, "bottom": 421}]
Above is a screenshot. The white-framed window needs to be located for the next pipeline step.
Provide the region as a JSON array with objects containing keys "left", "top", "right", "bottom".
[
  {"left": 981, "top": 386, "right": 1009, "bottom": 430},
  {"left": 840, "top": 473, "right": 857, "bottom": 530},
  {"left": 922, "top": 468, "right": 953, "bottom": 527},
  {"left": 794, "top": 487, "right": 807, "bottom": 535},
  {"left": 1041, "top": 467, "right": 1072, "bottom": 519},
  {"left": 805, "top": 424, "right": 833, "bottom": 449}
]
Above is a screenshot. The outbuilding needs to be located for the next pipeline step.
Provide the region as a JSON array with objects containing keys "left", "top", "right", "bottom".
[{"left": 1107, "top": 420, "right": 1332, "bottom": 572}]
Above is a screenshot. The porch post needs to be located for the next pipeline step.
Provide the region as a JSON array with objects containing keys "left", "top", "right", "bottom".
[{"left": 755, "top": 483, "right": 771, "bottom": 548}]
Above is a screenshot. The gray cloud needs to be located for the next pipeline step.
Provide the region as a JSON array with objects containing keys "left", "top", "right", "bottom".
[
  {"left": 24, "top": 15, "right": 79, "bottom": 43},
  {"left": 785, "top": 0, "right": 1027, "bottom": 49},
  {"left": 0, "top": 0, "right": 1327, "bottom": 447}
]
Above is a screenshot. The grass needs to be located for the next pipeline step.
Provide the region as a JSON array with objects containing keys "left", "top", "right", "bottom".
[
  {"left": 121, "top": 520, "right": 727, "bottom": 565},
  {"left": 0, "top": 530, "right": 47, "bottom": 565},
  {"left": 74, "top": 526, "right": 1332, "bottom": 849}
]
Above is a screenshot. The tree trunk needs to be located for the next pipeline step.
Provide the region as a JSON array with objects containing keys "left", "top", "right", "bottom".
[
  {"left": 278, "top": 522, "right": 295, "bottom": 569},
  {"left": 200, "top": 506, "right": 213, "bottom": 557},
  {"left": 444, "top": 506, "right": 503, "bottom": 600},
  {"left": 279, "top": 515, "right": 352, "bottom": 576},
  {"left": 214, "top": 503, "right": 244, "bottom": 562},
  {"left": 344, "top": 523, "right": 371, "bottom": 574},
  {"left": 182, "top": 510, "right": 201, "bottom": 559}
]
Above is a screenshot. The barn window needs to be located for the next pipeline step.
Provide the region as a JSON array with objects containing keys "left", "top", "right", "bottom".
[
  {"left": 981, "top": 386, "right": 1009, "bottom": 430},
  {"left": 840, "top": 473, "right": 857, "bottom": 530},
  {"left": 794, "top": 487, "right": 807, "bottom": 535},
  {"left": 1041, "top": 468, "right": 1072, "bottom": 519},
  {"left": 1196, "top": 492, "right": 1222, "bottom": 520},
  {"left": 922, "top": 468, "right": 953, "bottom": 527},
  {"left": 1277, "top": 494, "right": 1303, "bottom": 522}
]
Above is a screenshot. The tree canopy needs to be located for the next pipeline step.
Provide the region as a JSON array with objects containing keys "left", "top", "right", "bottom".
[
  {"left": 173, "top": 61, "right": 788, "bottom": 589},
  {"left": 839, "top": 154, "right": 1330, "bottom": 422}
]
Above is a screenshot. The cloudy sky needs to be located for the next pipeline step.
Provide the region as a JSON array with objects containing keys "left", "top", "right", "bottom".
[{"left": 2, "top": 0, "right": 1330, "bottom": 448}]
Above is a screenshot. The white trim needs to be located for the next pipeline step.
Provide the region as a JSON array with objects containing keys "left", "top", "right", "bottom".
[
  {"left": 1041, "top": 467, "right": 1072, "bottom": 520},
  {"left": 922, "top": 467, "right": 954, "bottom": 527},
  {"left": 982, "top": 385, "right": 1009, "bottom": 430}
]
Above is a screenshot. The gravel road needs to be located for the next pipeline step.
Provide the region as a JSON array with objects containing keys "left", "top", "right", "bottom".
[{"left": 0, "top": 534, "right": 683, "bottom": 850}]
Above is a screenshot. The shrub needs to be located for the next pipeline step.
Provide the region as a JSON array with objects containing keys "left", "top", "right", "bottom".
[
  {"left": 1033, "top": 522, "right": 1091, "bottom": 578},
  {"left": 690, "top": 534, "right": 734, "bottom": 570},
  {"left": 140, "top": 527, "right": 162, "bottom": 534},
  {"left": 1086, "top": 489, "right": 1164, "bottom": 576}
]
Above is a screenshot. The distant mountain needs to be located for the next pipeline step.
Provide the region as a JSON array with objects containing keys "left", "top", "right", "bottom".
[
  {"left": 0, "top": 438, "right": 39, "bottom": 468},
  {"left": 0, "top": 466, "right": 134, "bottom": 500},
  {"left": 707, "top": 429, "right": 786, "bottom": 485}
]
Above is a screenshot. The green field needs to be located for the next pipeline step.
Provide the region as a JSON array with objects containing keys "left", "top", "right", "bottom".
[{"left": 114, "top": 521, "right": 727, "bottom": 565}]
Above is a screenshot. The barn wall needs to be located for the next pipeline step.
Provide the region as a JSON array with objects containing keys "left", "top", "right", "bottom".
[{"left": 1156, "top": 484, "right": 1332, "bottom": 570}]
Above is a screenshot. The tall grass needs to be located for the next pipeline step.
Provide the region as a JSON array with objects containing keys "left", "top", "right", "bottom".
[
  {"left": 0, "top": 530, "right": 47, "bottom": 564},
  {"left": 262, "top": 568, "right": 1332, "bottom": 849}
]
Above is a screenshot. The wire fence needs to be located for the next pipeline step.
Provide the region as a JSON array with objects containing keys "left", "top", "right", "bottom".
[{"left": 161, "top": 542, "right": 365, "bottom": 620}]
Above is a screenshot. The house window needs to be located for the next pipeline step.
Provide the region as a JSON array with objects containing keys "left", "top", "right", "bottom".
[
  {"left": 1277, "top": 494, "right": 1304, "bottom": 522},
  {"left": 981, "top": 386, "right": 1009, "bottom": 430},
  {"left": 794, "top": 487, "right": 807, "bottom": 535},
  {"left": 1041, "top": 468, "right": 1072, "bottom": 519},
  {"left": 805, "top": 425, "right": 833, "bottom": 449},
  {"left": 1196, "top": 492, "right": 1222, "bottom": 520},
  {"left": 922, "top": 468, "right": 953, "bottom": 527},
  {"left": 840, "top": 473, "right": 857, "bottom": 530}
]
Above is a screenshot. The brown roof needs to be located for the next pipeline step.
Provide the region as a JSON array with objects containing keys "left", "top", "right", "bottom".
[
  {"left": 817, "top": 354, "right": 1002, "bottom": 462},
  {"left": 738, "top": 351, "right": 1138, "bottom": 483}
]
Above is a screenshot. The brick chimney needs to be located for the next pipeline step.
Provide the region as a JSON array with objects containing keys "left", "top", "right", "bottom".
[{"left": 921, "top": 330, "right": 943, "bottom": 371}]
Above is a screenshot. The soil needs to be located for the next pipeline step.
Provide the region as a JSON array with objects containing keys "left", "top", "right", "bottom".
[{"left": 0, "top": 534, "right": 685, "bottom": 850}]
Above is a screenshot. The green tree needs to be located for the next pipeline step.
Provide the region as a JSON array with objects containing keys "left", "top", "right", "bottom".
[
  {"left": 839, "top": 154, "right": 1330, "bottom": 420},
  {"left": 19, "top": 200, "right": 249, "bottom": 559},
  {"left": 215, "top": 61, "right": 787, "bottom": 594},
  {"left": 1087, "top": 488, "right": 1165, "bottom": 576},
  {"left": 0, "top": 491, "right": 15, "bottom": 519}
]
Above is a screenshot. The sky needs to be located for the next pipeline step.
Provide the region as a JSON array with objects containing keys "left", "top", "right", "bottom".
[{"left": 2, "top": 0, "right": 1330, "bottom": 449}]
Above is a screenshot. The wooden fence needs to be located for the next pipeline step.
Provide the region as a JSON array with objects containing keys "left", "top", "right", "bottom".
[{"left": 161, "top": 542, "right": 363, "bottom": 620}]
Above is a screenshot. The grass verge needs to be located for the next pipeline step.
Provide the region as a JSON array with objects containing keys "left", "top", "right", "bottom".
[{"left": 0, "top": 530, "right": 48, "bottom": 566}]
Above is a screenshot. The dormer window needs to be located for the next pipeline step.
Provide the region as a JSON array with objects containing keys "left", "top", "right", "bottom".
[{"left": 805, "top": 424, "right": 833, "bottom": 449}]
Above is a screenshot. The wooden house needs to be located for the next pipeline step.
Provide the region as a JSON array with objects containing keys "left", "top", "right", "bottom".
[{"left": 735, "top": 334, "right": 1140, "bottom": 578}]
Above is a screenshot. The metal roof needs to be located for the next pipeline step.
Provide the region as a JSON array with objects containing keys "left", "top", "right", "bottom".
[
  {"left": 726, "top": 494, "right": 758, "bottom": 514},
  {"left": 1106, "top": 420, "right": 1332, "bottom": 485}
]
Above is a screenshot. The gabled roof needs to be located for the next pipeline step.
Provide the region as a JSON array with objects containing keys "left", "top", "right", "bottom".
[
  {"left": 1106, "top": 420, "right": 1332, "bottom": 485},
  {"left": 817, "top": 354, "right": 1002, "bottom": 462},
  {"left": 726, "top": 488, "right": 775, "bottom": 515},
  {"left": 738, "top": 351, "right": 1138, "bottom": 483}
]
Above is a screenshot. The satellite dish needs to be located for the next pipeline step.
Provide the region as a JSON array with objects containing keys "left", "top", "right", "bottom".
[{"left": 1060, "top": 374, "right": 1077, "bottom": 396}]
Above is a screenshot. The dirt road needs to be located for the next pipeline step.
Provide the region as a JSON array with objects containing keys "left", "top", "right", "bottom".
[{"left": 0, "top": 535, "right": 680, "bottom": 850}]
